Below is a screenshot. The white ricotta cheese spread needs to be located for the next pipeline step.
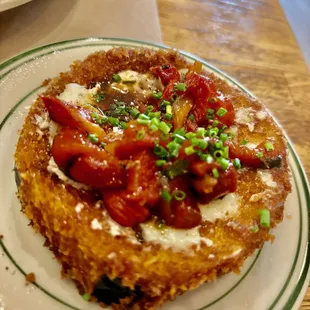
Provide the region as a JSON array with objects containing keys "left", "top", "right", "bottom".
[
  {"left": 256, "top": 110, "right": 268, "bottom": 121},
  {"left": 258, "top": 171, "right": 277, "bottom": 188},
  {"left": 199, "top": 193, "right": 240, "bottom": 222},
  {"left": 47, "top": 157, "right": 90, "bottom": 190},
  {"left": 140, "top": 222, "right": 213, "bottom": 251},
  {"left": 235, "top": 108, "right": 255, "bottom": 132},
  {"left": 58, "top": 83, "right": 100, "bottom": 106},
  {"left": 111, "top": 70, "right": 163, "bottom": 95}
]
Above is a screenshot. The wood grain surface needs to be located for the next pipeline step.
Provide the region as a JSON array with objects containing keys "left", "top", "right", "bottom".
[{"left": 158, "top": 0, "right": 310, "bottom": 308}]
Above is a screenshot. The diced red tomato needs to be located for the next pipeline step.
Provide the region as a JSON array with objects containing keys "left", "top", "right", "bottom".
[
  {"left": 158, "top": 176, "right": 202, "bottom": 229},
  {"left": 150, "top": 64, "right": 180, "bottom": 86},
  {"left": 103, "top": 191, "right": 150, "bottom": 227},
  {"left": 125, "top": 150, "right": 161, "bottom": 207},
  {"left": 101, "top": 150, "right": 160, "bottom": 226},
  {"left": 52, "top": 127, "right": 109, "bottom": 168},
  {"left": 198, "top": 166, "right": 237, "bottom": 203},
  {"left": 189, "top": 160, "right": 220, "bottom": 177},
  {"left": 41, "top": 96, "right": 106, "bottom": 139},
  {"left": 183, "top": 72, "right": 235, "bottom": 126},
  {"left": 227, "top": 138, "right": 285, "bottom": 168},
  {"left": 108, "top": 122, "right": 162, "bottom": 159},
  {"left": 69, "top": 156, "right": 127, "bottom": 189}
]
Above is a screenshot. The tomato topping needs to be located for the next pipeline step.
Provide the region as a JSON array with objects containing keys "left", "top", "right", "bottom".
[
  {"left": 52, "top": 127, "right": 109, "bottom": 168},
  {"left": 69, "top": 156, "right": 127, "bottom": 189},
  {"left": 101, "top": 151, "right": 160, "bottom": 226},
  {"left": 109, "top": 122, "right": 162, "bottom": 159},
  {"left": 182, "top": 72, "right": 235, "bottom": 126},
  {"left": 103, "top": 191, "right": 150, "bottom": 227},
  {"left": 158, "top": 177, "right": 202, "bottom": 229},
  {"left": 150, "top": 64, "right": 180, "bottom": 86},
  {"left": 198, "top": 166, "right": 237, "bottom": 203},
  {"left": 227, "top": 138, "right": 285, "bottom": 168},
  {"left": 42, "top": 96, "right": 106, "bottom": 139},
  {"left": 43, "top": 63, "right": 253, "bottom": 229}
]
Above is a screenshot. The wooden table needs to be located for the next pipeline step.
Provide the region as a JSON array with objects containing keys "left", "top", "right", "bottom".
[{"left": 158, "top": 0, "right": 310, "bottom": 308}]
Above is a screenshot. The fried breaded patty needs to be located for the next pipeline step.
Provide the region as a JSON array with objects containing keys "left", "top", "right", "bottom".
[{"left": 15, "top": 48, "right": 291, "bottom": 309}]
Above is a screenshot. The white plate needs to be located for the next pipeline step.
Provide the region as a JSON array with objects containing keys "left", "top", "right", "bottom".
[
  {"left": 0, "top": 0, "right": 32, "bottom": 12},
  {"left": 0, "top": 38, "right": 309, "bottom": 310}
]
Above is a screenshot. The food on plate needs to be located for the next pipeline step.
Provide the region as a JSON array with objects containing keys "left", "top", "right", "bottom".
[{"left": 14, "top": 48, "right": 291, "bottom": 309}]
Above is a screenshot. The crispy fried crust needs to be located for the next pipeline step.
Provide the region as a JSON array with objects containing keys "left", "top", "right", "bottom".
[{"left": 15, "top": 48, "right": 291, "bottom": 309}]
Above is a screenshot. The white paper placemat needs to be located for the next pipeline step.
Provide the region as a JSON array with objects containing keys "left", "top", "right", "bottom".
[{"left": 0, "top": 0, "right": 162, "bottom": 62}]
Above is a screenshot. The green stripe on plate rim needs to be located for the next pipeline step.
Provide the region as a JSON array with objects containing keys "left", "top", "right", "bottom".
[{"left": 0, "top": 38, "right": 309, "bottom": 310}]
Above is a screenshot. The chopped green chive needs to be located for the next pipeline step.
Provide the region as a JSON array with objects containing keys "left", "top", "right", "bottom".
[
  {"left": 149, "top": 124, "right": 159, "bottom": 132},
  {"left": 233, "top": 158, "right": 241, "bottom": 169},
  {"left": 173, "top": 133, "right": 186, "bottom": 144},
  {"left": 161, "top": 190, "right": 172, "bottom": 202},
  {"left": 208, "top": 128, "right": 219, "bottom": 137},
  {"left": 94, "top": 92, "right": 105, "bottom": 102},
  {"left": 188, "top": 114, "right": 195, "bottom": 121},
  {"left": 200, "top": 153, "right": 213, "bottom": 163},
  {"left": 220, "top": 133, "right": 228, "bottom": 142},
  {"left": 159, "top": 121, "right": 171, "bottom": 135},
  {"left": 161, "top": 100, "right": 170, "bottom": 106},
  {"left": 164, "top": 113, "right": 173, "bottom": 120},
  {"left": 265, "top": 141, "right": 274, "bottom": 152},
  {"left": 151, "top": 117, "right": 160, "bottom": 126},
  {"left": 136, "top": 130, "right": 145, "bottom": 140},
  {"left": 138, "top": 114, "right": 150, "bottom": 120},
  {"left": 223, "top": 146, "right": 229, "bottom": 159},
  {"left": 82, "top": 293, "right": 91, "bottom": 301},
  {"left": 120, "top": 121, "right": 128, "bottom": 129},
  {"left": 214, "top": 150, "right": 223, "bottom": 158},
  {"left": 259, "top": 209, "right": 270, "bottom": 228},
  {"left": 130, "top": 108, "right": 140, "bottom": 118},
  {"left": 185, "top": 145, "right": 196, "bottom": 156},
  {"left": 149, "top": 111, "right": 161, "bottom": 119},
  {"left": 241, "top": 139, "right": 248, "bottom": 145},
  {"left": 185, "top": 132, "right": 196, "bottom": 139},
  {"left": 164, "top": 160, "right": 189, "bottom": 179},
  {"left": 218, "top": 158, "right": 229, "bottom": 170},
  {"left": 145, "top": 105, "right": 154, "bottom": 114},
  {"left": 212, "top": 120, "right": 220, "bottom": 128},
  {"left": 99, "top": 117, "right": 108, "bottom": 125},
  {"left": 212, "top": 168, "right": 220, "bottom": 178},
  {"left": 153, "top": 91, "right": 163, "bottom": 100},
  {"left": 167, "top": 141, "right": 181, "bottom": 157},
  {"left": 174, "top": 83, "right": 187, "bottom": 92},
  {"left": 256, "top": 152, "right": 263, "bottom": 158},
  {"left": 196, "top": 127, "right": 206, "bottom": 138},
  {"left": 215, "top": 140, "right": 223, "bottom": 149},
  {"left": 166, "top": 105, "right": 172, "bottom": 115},
  {"left": 108, "top": 117, "right": 119, "bottom": 126},
  {"left": 250, "top": 225, "right": 259, "bottom": 233},
  {"left": 88, "top": 133, "right": 99, "bottom": 144},
  {"left": 154, "top": 145, "right": 169, "bottom": 158},
  {"left": 192, "top": 138, "right": 208, "bottom": 150},
  {"left": 100, "top": 142, "right": 106, "bottom": 148},
  {"left": 91, "top": 112, "right": 99, "bottom": 120},
  {"left": 137, "top": 119, "right": 151, "bottom": 125},
  {"left": 112, "top": 74, "right": 121, "bottom": 82},
  {"left": 216, "top": 107, "right": 227, "bottom": 117},
  {"left": 174, "top": 128, "right": 186, "bottom": 136},
  {"left": 206, "top": 109, "right": 214, "bottom": 120},
  {"left": 208, "top": 97, "right": 218, "bottom": 103},
  {"left": 156, "top": 159, "right": 166, "bottom": 167},
  {"left": 173, "top": 190, "right": 186, "bottom": 201}
]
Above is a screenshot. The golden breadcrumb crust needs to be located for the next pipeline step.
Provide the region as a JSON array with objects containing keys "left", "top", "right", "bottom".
[{"left": 15, "top": 48, "right": 291, "bottom": 309}]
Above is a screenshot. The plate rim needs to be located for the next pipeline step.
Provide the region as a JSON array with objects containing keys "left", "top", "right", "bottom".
[{"left": 0, "top": 37, "right": 309, "bottom": 310}]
